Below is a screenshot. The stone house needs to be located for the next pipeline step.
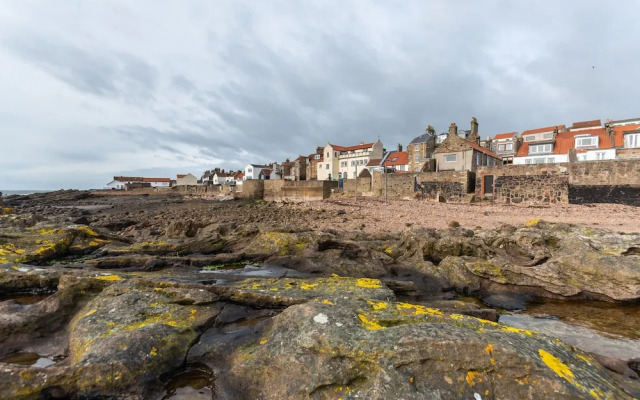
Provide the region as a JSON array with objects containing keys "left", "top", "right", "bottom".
[
  {"left": 407, "top": 126, "right": 437, "bottom": 172},
  {"left": 305, "top": 147, "right": 324, "bottom": 180},
  {"left": 244, "top": 164, "right": 270, "bottom": 180},
  {"left": 489, "top": 132, "right": 520, "bottom": 164},
  {"left": 317, "top": 140, "right": 384, "bottom": 180},
  {"left": 293, "top": 155, "right": 307, "bottom": 181},
  {"left": 281, "top": 160, "right": 295, "bottom": 180},
  {"left": 176, "top": 173, "right": 197, "bottom": 186},
  {"left": 433, "top": 119, "right": 502, "bottom": 172}
]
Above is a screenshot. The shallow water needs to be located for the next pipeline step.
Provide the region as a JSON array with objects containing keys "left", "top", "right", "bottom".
[
  {"left": 500, "top": 298, "right": 640, "bottom": 360},
  {"left": 0, "top": 352, "right": 61, "bottom": 368},
  {"left": 161, "top": 363, "right": 214, "bottom": 400}
]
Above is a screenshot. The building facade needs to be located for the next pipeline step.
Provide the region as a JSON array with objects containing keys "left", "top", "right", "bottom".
[
  {"left": 407, "top": 126, "right": 437, "bottom": 172},
  {"left": 317, "top": 140, "right": 384, "bottom": 180}
]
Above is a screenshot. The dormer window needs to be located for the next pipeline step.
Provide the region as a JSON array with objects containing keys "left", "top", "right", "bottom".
[
  {"left": 524, "top": 135, "right": 535, "bottom": 142},
  {"left": 529, "top": 143, "right": 553, "bottom": 154},
  {"left": 624, "top": 133, "right": 640, "bottom": 148},
  {"left": 542, "top": 132, "right": 554, "bottom": 139},
  {"left": 575, "top": 135, "right": 598, "bottom": 148}
]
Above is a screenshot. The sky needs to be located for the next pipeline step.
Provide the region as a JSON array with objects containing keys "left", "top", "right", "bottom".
[{"left": 1, "top": 1, "right": 639, "bottom": 190}]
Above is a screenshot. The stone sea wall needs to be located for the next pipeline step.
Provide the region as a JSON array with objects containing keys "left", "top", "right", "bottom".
[
  {"left": 476, "top": 160, "right": 640, "bottom": 206},
  {"left": 371, "top": 171, "right": 472, "bottom": 201}
]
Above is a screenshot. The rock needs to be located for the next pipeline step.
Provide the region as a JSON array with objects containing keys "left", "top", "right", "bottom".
[
  {"left": 482, "top": 293, "right": 532, "bottom": 311},
  {"left": 591, "top": 354, "right": 639, "bottom": 380},
  {"left": 223, "top": 299, "right": 633, "bottom": 399},
  {"left": 72, "top": 216, "right": 90, "bottom": 225}
]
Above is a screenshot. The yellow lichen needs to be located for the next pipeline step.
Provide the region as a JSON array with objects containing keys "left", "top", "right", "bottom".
[
  {"left": 150, "top": 347, "right": 158, "bottom": 356},
  {"left": 358, "top": 314, "right": 384, "bottom": 330},
  {"left": 367, "top": 300, "right": 388, "bottom": 311},
  {"left": 500, "top": 325, "right": 533, "bottom": 336},
  {"left": 259, "top": 339, "right": 268, "bottom": 345},
  {"left": 485, "top": 344, "right": 494, "bottom": 354},
  {"left": 466, "top": 371, "right": 482, "bottom": 386},
  {"left": 300, "top": 283, "right": 317, "bottom": 290},
  {"left": 322, "top": 299, "right": 335, "bottom": 305},
  {"left": 525, "top": 218, "right": 541, "bottom": 227},
  {"left": 538, "top": 349, "right": 575, "bottom": 385},
  {"left": 395, "top": 302, "right": 443, "bottom": 316},
  {"left": 355, "top": 278, "right": 382, "bottom": 289},
  {"left": 84, "top": 309, "right": 97, "bottom": 317},
  {"left": 95, "top": 274, "right": 123, "bottom": 281}
]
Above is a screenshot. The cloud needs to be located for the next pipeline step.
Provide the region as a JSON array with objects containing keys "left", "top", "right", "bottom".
[{"left": 1, "top": 0, "right": 640, "bottom": 189}]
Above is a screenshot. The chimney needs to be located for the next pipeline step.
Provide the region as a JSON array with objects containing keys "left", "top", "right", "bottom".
[
  {"left": 360, "top": 141, "right": 365, "bottom": 145},
  {"left": 471, "top": 117, "right": 478, "bottom": 137},
  {"left": 605, "top": 121, "right": 615, "bottom": 148},
  {"left": 316, "top": 146, "right": 323, "bottom": 154},
  {"left": 426, "top": 125, "right": 435, "bottom": 135},
  {"left": 448, "top": 123, "right": 458, "bottom": 138},
  {"left": 397, "top": 144, "right": 403, "bottom": 152}
]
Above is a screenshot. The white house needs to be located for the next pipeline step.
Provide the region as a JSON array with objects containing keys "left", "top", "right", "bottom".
[
  {"left": 176, "top": 173, "right": 197, "bottom": 186},
  {"left": 143, "top": 178, "right": 171, "bottom": 188},
  {"left": 244, "top": 164, "right": 269, "bottom": 180},
  {"left": 213, "top": 172, "right": 235, "bottom": 185},
  {"left": 316, "top": 140, "right": 384, "bottom": 180},
  {"left": 105, "top": 176, "right": 143, "bottom": 190}
]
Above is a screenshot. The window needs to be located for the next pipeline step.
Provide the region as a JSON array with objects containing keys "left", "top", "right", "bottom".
[
  {"left": 575, "top": 136, "right": 598, "bottom": 148},
  {"left": 595, "top": 152, "right": 606, "bottom": 160},
  {"left": 524, "top": 135, "right": 535, "bottom": 142},
  {"left": 415, "top": 145, "right": 419, "bottom": 151},
  {"left": 351, "top": 161, "right": 355, "bottom": 166},
  {"left": 335, "top": 152, "right": 338, "bottom": 157},
  {"left": 391, "top": 157, "right": 398, "bottom": 162},
  {"left": 338, "top": 172, "right": 342, "bottom": 179},
  {"left": 534, "top": 158, "right": 546, "bottom": 164},
  {"left": 444, "top": 154, "right": 457, "bottom": 162},
  {"left": 625, "top": 133, "right": 640, "bottom": 148},
  {"left": 326, "top": 152, "right": 329, "bottom": 158},
  {"left": 543, "top": 133, "right": 554, "bottom": 139},
  {"left": 529, "top": 144, "right": 553, "bottom": 154},
  {"left": 326, "top": 164, "right": 329, "bottom": 170},
  {"left": 547, "top": 157, "right": 555, "bottom": 163},
  {"left": 341, "top": 161, "right": 347, "bottom": 167},
  {"left": 525, "top": 159, "right": 532, "bottom": 165},
  {"left": 318, "top": 164, "right": 322, "bottom": 169},
  {"left": 476, "top": 153, "right": 481, "bottom": 166},
  {"left": 414, "top": 154, "right": 419, "bottom": 162},
  {"left": 505, "top": 143, "right": 513, "bottom": 151},
  {"left": 248, "top": 168, "right": 252, "bottom": 173},
  {"left": 314, "top": 154, "right": 320, "bottom": 159},
  {"left": 498, "top": 144, "right": 505, "bottom": 151}
]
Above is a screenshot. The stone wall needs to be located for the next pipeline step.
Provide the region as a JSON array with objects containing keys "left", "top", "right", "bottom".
[
  {"left": 264, "top": 180, "right": 337, "bottom": 201},
  {"left": 476, "top": 160, "right": 640, "bottom": 206},
  {"left": 342, "top": 178, "right": 372, "bottom": 194},
  {"left": 236, "top": 180, "right": 264, "bottom": 200},
  {"left": 371, "top": 171, "right": 472, "bottom": 201}
]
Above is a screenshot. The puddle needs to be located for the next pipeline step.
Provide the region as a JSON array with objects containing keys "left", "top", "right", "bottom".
[
  {"left": 161, "top": 363, "right": 214, "bottom": 400},
  {"left": 0, "top": 292, "right": 53, "bottom": 305},
  {"left": 499, "top": 298, "right": 640, "bottom": 360},
  {"left": 201, "top": 264, "right": 307, "bottom": 278},
  {"left": 500, "top": 314, "right": 640, "bottom": 360},
  {"left": 0, "top": 352, "right": 63, "bottom": 368}
]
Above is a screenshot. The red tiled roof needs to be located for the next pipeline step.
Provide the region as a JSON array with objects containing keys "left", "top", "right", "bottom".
[
  {"left": 521, "top": 125, "right": 565, "bottom": 136},
  {"left": 383, "top": 151, "right": 409, "bottom": 166},
  {"left": 142, "top": 177, "right": 171, "bottom": 183},
  {"left": 613, "top": 124, "right": 640, "bottom": 147},
  {"left": 570, "top": 119, "right": 601, "bottom": 130},
  {"left": 114, "top": 176, "right": 143, "bottom": 182},
  {"left": 493, "top": 132, "right": 516, "bottom": 140},
  {"left": 467, "top": 140, "right": 502, "bottom": 159},
  {"left": 331, "top": 142, "right": 375, "bottom": 152},
  {"left": 260, "top": 169, "right": 272, "bottom": 175},
  {"left": 234, "top": 172, "right": 245, "bottom": 179},
  {"left": 516, "top": 128, "right": 611, "bottom": 157},
  {"left": 366, "top": 159, "right": 382, "bottom": 167},
  {"left": 177, "top": 174, "right": 187, "bottom": 179}
]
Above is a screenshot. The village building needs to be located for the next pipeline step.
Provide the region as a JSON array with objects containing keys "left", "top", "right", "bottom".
[
  {"left": 382, "top": 145, "right": 409, "bottom": 172},
  {"left": 489, "top": 132, "right": 519, "bottom": 164},
  {"left": 244, "top": 164, "right": 270, "bottom": 180},
  {"left": 433, "top": 118, "right": 502, "bottom": 172},
  {"left": 513, "top": 125, "right": 567, "bottom": 164},
  {"left": 305, "top": 147, "right": 324, "bottom": 180},
  {"left": 213, "top": 171, "right": 234, "bottom": 185},
  {"left": 281, "top": 160, "right": 295, "bottom": 180},
  {"left": 142, "top": 178, "right": 171, "bottom": 188},
  {"left": 607, "top": 118, "right": 640, "bottom": 160},
  {"left": 105, "top": 176, "right": 143, "bottom": 190},
  {"left": 407, "top": 126, "right": 437, "bottom": 172},
  {"left": 176, "top": 173, "right": 197, "bottom": 186},
  {"left": 233, "top": 171, "right": 244, "bottom": 185},
  {"left": 293, "top": 156, "right": 307, "bottom": 181},
  {"left": 317, "top": 140, "right": 384, "bottom": 180}
]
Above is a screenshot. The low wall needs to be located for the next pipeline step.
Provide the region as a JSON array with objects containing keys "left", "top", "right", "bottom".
[
  {"left": 263, "top": 180, "right": 338, "bottom": 201},
  {"left": 371, "top": 171, "right": 472, "bottom": 202},
  {"left": 476, "top": 160, "right": 640, "bottom": 206},
  {"left": 343, "top": 178, "right": 372, "bottom": 194},
  {"left": 236, "top": 180, "right": 264, "bottom": 200}
]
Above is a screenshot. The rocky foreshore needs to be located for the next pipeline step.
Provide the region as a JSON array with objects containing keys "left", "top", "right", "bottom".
[{"left": 0, "top": 190, "right": 639, "bottom": 399}]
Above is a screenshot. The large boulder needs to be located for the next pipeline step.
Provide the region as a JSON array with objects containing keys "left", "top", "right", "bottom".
[{"left": 225, "top": 299, "right": 633, "bottom": 399}]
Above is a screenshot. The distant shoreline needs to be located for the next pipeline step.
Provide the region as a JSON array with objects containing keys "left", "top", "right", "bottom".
[{"left": 0, "top": 190, "right": 53, "bottom": 196}]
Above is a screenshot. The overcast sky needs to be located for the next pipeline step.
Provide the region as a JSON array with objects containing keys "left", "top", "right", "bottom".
[{"left": 1, "top": 1, "right": 639, "bottom": 189}]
